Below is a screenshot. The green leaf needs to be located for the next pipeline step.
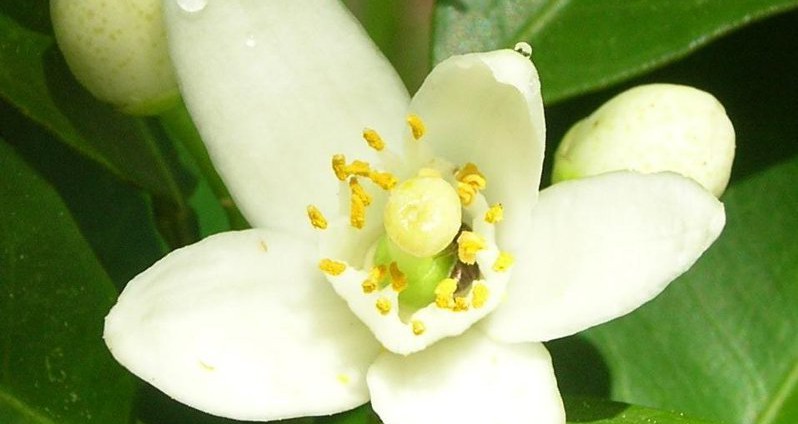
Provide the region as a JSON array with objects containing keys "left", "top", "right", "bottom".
[
  {"left": 0, "top": 139, "right": 136, "bottom": 423},
  {"left": 432, "top": 0, "right": 798, "bottom": 103},
  {"left": 582, "top": 155, "right": 798, "bottom": 424},
  {"left": 546, "top": 12, "right": 798, "bottom": 424},
  {"left": 0, "top": 7, "right": 191, "bottom": 207},
  {"left": 564, "top": 397, "right": 717, "bottom": 423}
]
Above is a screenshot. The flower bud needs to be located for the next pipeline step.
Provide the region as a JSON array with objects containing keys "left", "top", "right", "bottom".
[
  {"left": 553, "top": 84, "right": 735, "bottom": 197},
  {"left": 51, "top": 0, "right": 179, "bottom": 115}
]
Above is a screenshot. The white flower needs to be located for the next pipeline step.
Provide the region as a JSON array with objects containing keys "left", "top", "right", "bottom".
[{"left": 103, "top": 1, "right": 726, "bottom": 423}]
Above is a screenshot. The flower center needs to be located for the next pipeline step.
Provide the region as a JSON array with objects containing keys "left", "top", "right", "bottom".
[{"left": 309, "top": 114, "right": 516, "bottom": 353}]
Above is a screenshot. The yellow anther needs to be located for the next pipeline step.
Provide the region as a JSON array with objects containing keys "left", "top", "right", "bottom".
[
  {"left": 319, "top": 259, "right": 346, "bottom": 276},
  {"left": 455, "top": 163, "right": 486, "bottom": 187},
  {"left": 453, "top": 296, "right": 469, "bottom": 312},
  {"left": 457, "top": 231, "right": 486, "bottom": 265},
  {"left": 407, "top": 114, "right": 426, "bottom": 140},
  {"left": 462, "top": 173, "right": 487, "bottom": 191},
  {"left": 389, "top": 262, "right": 407, "bottom": 293},
  {"left": 411, "top": 320, "right": 426, "bottom": 336},
  {"left": 332, "top": 154, "right": 348, "bottom": 181},
  {"left": 493, "top": 252, "right": 515, "bottom": 272},
  {"left": 434, "top": 278, "right": 458, "bottom": 309},
  {"left": 306, "top": 205, "right": 328, "bottom": 230},
  {"left": 375, "top": 297, "right": 392, "bottom": 315},
  {"left": 456, "top": 181, "right": 477, "bottom": 206},
  {"left": 362, "top": 128, "right": 385, "bottom": 151},
  {"left": 472, "top": 283, "right": 489, "bottom": 308},
  {"left": 362, "top": 265, "right": 386, "bottom": 294},
  {"left": 346, "top": 160, "right": 372, "bottom": 177},
  {"left": 350, "top": 194, "right": 367, "bottom": 229},
  {"left": 349, "top": 177, "right": 372, "bottom": 206},
  {"left": 485, "top": 203, "right": 504, "bottom": 223},
  {"left": 369, "top": 170, "right": 398, "bottom": 190}
]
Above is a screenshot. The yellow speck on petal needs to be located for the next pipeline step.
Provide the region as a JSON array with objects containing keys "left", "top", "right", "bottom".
[
  {"left": 258, "top": 240, "right": 268, "bottom": 252},
  {"left": 453, "top": 296, "right": 469, "bottom": 312},
  {"left": 493, "top": 252, "right": 515, "bottom": 272},
  {"left": 319, "top": 259, "right": 346, "bottom": 276},
  {"left": 389, "top": 262, "right": 407, "bottom": 292},
  {"left": 306, "top": 205, "right": 328, "bottom": 230},
  {"left": 434, "top": 278, "right": 458, "bottom": 309},
  {"left": 337, "top": 374, "right": 351, "bottom": 385},
  {"left": 332, "top": 154, "right": 347, "bottom": 181},
  {"left": 472, "top": 283, "right": 489, "bottom": 308},
  {"left": 349, "top": 177, "right": 372, "bottom": 206},
  {"left": 376, "top": 297, "right": 392, "bottom": 315},
  {"left": 362, "top": 128, "right": 385, "bottom": 151},
  {"left": 457, "top": 231, "right": 486, "bottom": 265},
  {"left": 350, "top": 194, "right": 366, "bottom": 229},
  {"left": 484, "top": 203, "right": 504, "bottom": 223},
  {"left": 369, "top": 170, "right": 398, "bottom": 190},
  {"left": 407, "top": 114, "right": 426, "bottom": 140},
  {"left": 457, "top": 181, "right": 477, "bottom": 206},
  {"left": 411, "top": 320, "right": 426, "bottom": 335},
  {"left": 362, "top": 265, "right": 386, "bottom": 294}
]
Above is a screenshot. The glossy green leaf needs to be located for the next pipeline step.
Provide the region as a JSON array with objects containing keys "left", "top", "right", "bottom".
[
  {"left": 564, "top": 397, "right": 717, "bottom": 423},
  {"left": 0, "top": 6, "right": 191, "bottom": 208},
  {"left": 433, "top": 0, "right": 798, "bottom": 103},
  {"left": 582, "top": 155, "right": 798, "bottom": 424},
  {"left": 0, "top": 139, "right": 136, "bottom": 423},
  {"left": 545, "top": 12, "right": 798, "bottom": 423}
]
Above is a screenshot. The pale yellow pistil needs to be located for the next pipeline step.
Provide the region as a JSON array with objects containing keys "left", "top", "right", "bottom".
[{"left": 383, "top": 176, "right": 462, "bottom": 258}]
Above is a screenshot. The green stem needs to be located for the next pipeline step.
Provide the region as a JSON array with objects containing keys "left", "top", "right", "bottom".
[{"left": 158, "top": 101, "right": 249, "bottom": 230}]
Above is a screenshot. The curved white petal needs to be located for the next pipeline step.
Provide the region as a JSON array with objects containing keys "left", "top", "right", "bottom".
[
  {"left": 104, "top": 229, "right": 380, "bottom": 421},
  {"left": 409, "top": 49, "right": 546, "bottom": 253},
  {"left": 164, "top": 0, "right": 410, "bottom": 235},
  {"left": 367, "top": 329, "right": 565, "bottom": 424},
  {"left": 483, "top": 172, "right": 725, "bottom": 342}
]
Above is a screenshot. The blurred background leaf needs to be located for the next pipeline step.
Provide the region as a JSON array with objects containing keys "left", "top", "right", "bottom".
[
  {"left": 433, "top": 0, "right": 798, "bottom": 103},
  {"left": 0, "top": 139, "right": 137, "bottom": 423}
]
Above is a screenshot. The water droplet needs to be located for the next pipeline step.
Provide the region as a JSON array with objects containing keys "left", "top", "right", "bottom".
[
  {"left": 513, "top": 42, "right": 533, "bottom": 58},
  {"left": 245, "top": 34, "right": 257, "bottom": 48},
  {"left": 177, "top": 0, "right": 207, "bottom": 13}
]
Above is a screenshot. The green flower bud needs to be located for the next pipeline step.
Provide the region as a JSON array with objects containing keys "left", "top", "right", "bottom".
[
  {"left": 51, "top": 0, "right": 179, "bottom": 115},
  {"left": 553, "top": 84, "right": 735, "bottom": 197}
]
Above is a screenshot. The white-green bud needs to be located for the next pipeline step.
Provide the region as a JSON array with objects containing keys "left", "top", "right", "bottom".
[
  {"left": 51, "top": 0, "right": 179, "bottom": 115},
  {"left": 553, "top": 84, "right": 735, "bottom": 197}
]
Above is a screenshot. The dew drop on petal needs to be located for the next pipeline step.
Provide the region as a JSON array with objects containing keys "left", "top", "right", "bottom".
[
  {"left": 514, "top": 42, "right": 533, "bottom": 58},
  {"left": 245, "top": 34, "right": 257, "bottom": 48},
  {"left": 176, "top": 0, "right": 207, "bottom": 13}
]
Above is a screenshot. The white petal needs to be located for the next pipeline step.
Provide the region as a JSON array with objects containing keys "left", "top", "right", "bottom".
[
  {"left": 409, "top": 49, "right": 546, "bottom": 253},
  {"left": 367, "top": 330, "right": 565, "bottom": 424},
  {"left": 164, "top": 0, "right": 410, "bottom": 235},
  {"left": 104, "top": 229, "right": 380, "bottom": 421},
  {"left": 483, "top": 172, "right": 725, "bottom": 342}
]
